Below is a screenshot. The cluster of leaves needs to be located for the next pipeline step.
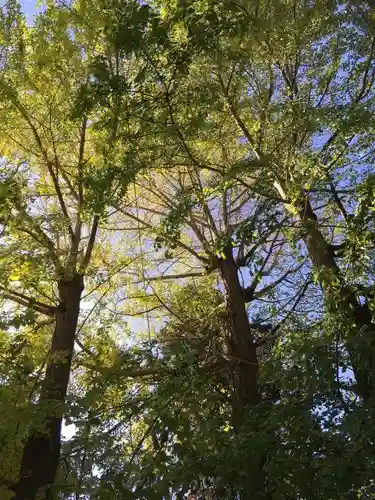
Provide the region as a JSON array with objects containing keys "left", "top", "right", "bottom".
[{"left": 1, "top": 0, "right": 375, "bottom": 499}]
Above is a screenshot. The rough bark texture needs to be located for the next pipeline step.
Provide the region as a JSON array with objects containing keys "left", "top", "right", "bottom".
[
  {"left": 297, "top": 194, "right": 375, "bottom": 402},
  {"left": 218, "top": 246, "right": 270, "bottom": 499},
  {"left": 218, "top": 245, "right": 260, "bottom": 411},
  {"left": 11, "top": 274, "right": 84, "bottom": 500}
]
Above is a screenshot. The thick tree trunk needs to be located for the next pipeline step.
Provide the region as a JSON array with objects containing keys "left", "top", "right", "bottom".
[
  {"left": 219, "top": 246, "right": 269, "bottom": 499},
  {"left": 11, "top": 274, "right": 84, "bottom": 500},
  {"left": 218, "top": 245, "right": 260, "bottom": 412},
  {"left": 296, "top": 194, "right": 375, "bottom": 401}
]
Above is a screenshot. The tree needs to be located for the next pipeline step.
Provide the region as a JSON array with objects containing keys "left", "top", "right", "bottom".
[
  {"left": 152, "top": 0, "right": 375, "bottom": 402},
  {"left": 2, "top": 0, "right": 375, "bottom": 498},
  {"left": 0, "top": 1, "right": 152, "bottom": 496}
]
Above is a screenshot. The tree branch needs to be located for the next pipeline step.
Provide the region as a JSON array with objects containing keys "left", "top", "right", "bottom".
[
  {"left": 48, "top": 159, "right": 75, "bottom": 242},
  {"left": 243, "top": 232, "right": 280, "bottom": 301},
  {"left": 136, "top": 271, "right": 206, "bottom": 283},
  {"left": 256, "top": 280, "right": 311, "bottom": 346},
  {"left": 0, "top": 79, "right": 75, "bottom": 242},
  {"left": 0, "top": 286, "right": 56, "bottom": 317},
  {"left": 116, "top": 206, "right": 210, "bottom": 265},
  {"left": 80, "top": 215, "right": 99, "bottom": 273},
  {"left": 218, "top": 73, "right": 256, "bottom": 148},
  {"left": 251, "top": 262, "right": 305, "bottom": 301},
  {"left": 78, "top": 117, "right": 87, "bottom": 206},
  {"left": 16, "top": 218, "right": 63, "bottom": 275}
]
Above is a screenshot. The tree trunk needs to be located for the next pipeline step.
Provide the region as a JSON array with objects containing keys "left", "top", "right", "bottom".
[
  {"left": 218, "top": 245, "right": 260, "bottom": 412},
  {"left": 219, "top": 246, "right": 270, "bottom": 499},
  {"left": 11, "top": 274, "right": 84, "bottom": 500},
  {"left": 296, "top": 193, "right": 375, "bottom": 401}
]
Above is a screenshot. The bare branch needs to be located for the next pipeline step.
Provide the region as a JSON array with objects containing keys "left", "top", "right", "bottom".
[
  {"left": 59, "top": 168, "right": 80, "bottom": 201},
  {"left": 115, "top": 206, "right": 210, "bottom": 265},
  {"left": 189, "top": 169, "right": 220, "bottom": 236},
  {"left": 48, "top": 159, "right": 75, "bottom": 242},
  {"left": 256, "top": 280, "right": 312, "bottom": 346},
  {"left": 223, "top": 187, "right": 229, "bottom": 232},
  {"left": 355, "top": 36, "right": 375, "bottom": 103},
  {"left": 0, "top": 286, "right": 56, "bottom": 317},
  {"left": 80, "top": 215, "right": 99, "bottom": 273},
  {"left": 243, "top": 232, "right": 280, "bottom": 301},
  {"left": 251, "top": 262, "right": 305, "bottom": 301},
  {"left": 188, "top": 214, "right": 212, "bottom": 254},
  {"left": 328, "top": 177, "right": 349, "bottom": 221},
  {"left": 124, "top": 305, "right": 163, "bottom": 316},
  {"left": 165, "top": 85, "right": 204, "bottom": 169},
  {"left": 136, "top": 271, "right": 206, "bottom": 283},
  {"left": 218, "top": 73, "right": 256, "bottom": 148},
  {"left": 78, "top": 117, "right": 87, "bottom": 206}
]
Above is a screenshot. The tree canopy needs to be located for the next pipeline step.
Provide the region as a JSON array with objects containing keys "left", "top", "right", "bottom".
[{"left": 1, "top": 0, "right": 375, "bottom": 498}]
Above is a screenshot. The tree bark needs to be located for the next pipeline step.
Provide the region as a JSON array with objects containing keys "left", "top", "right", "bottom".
[
  {"left": 295, "top": 193, "right": 375, "bottom": 402},
  {"left": 218, "top": 246, "right": 270, "bottom": 499},
  {"left": 218, "top": 245, "right": 260, "bottom": 412},
  {"left": 11, "top": 274, "right": 84, "bottom": 500}
]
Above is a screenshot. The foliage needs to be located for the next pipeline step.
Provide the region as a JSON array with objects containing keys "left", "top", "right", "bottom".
[{"left": 1, "top": 0, "right": 375, "bottom": 499}]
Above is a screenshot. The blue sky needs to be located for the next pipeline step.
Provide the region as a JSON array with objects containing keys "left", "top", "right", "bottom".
[{"left": 19, "top": 0, "right": 41, "bottom": 24}]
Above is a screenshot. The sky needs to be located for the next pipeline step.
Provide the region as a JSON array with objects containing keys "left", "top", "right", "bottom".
[{"left": 19, "top": 0, "right": 41, "bottom": 24}]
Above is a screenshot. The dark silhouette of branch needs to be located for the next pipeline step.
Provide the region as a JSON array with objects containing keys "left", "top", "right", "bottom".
[{"left": 0, "top": 286, "right": 56, "bottom": 317}]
